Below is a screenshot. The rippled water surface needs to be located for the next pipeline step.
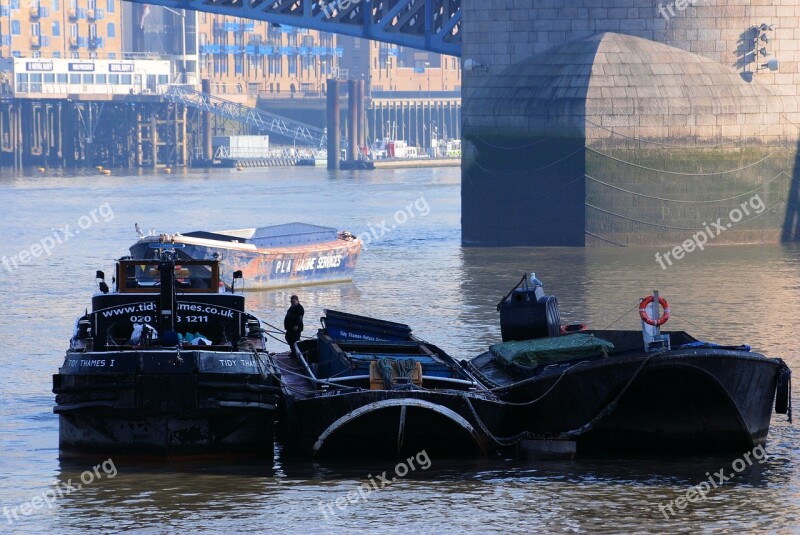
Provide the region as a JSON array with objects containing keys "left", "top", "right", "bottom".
[{"left": 0, "top": 167, "right": 798, "bottom": 533}]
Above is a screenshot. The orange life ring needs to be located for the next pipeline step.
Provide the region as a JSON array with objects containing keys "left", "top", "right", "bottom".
[{"left": 639, "top": 296, "right": 670, "bottom": 326}]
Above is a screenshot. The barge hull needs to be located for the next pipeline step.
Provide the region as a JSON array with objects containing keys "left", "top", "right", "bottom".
[
  {"left": 470, "top": 343, "right": 785, "bottom": 455},
  {"left": 280, "top": 388, "right": 504, "bottom": 458},
  {"left": 131, "top": 238, "right": 361, "bottom": 290}
]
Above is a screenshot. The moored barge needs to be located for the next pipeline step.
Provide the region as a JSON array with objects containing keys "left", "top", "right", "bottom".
[
  {"left": 276, "top": 310, "right": 508, "bottom": 458},
  {"left": 466, "top": 274, "right": 792, "bottom": 456}
]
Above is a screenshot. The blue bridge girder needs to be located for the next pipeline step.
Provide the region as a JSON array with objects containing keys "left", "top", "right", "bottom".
[{"left": 125, "top": 0, "right": 462, "bottom": 56}]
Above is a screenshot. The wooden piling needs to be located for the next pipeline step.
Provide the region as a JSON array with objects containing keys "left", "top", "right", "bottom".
[
  {"left": 348, "top": 80, "right": 358, "bottom": 162},
  {"left": 357, "top": 79, "right": 366, "bottom": 150},
  {"left": 326, "top": 79, "right": 339, "bottom": 170}
]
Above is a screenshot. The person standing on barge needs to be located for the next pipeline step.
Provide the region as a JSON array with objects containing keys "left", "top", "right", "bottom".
[{"left": 284, "top": 295, "right": 304, "bottom": 356}]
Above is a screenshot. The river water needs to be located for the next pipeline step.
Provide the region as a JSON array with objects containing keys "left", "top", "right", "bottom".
[{"left": 0, "top": 166, "right": 798, "bottom": 533}]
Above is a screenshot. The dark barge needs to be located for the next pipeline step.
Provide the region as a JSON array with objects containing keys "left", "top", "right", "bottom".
[
  {"left": 466, "top": 274, "right": 792, "bottom": 456},
  {"left": 275, "top": 310, "right": 508, "bottom": 458},
  {"left": 53, "top": 250, "right": 280, "bottom": 455}
]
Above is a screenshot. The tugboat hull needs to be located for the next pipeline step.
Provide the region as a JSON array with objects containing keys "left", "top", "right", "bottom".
[
  {"left": 54, "top": 350, "right": 279, "bottom": 455},
  {"left": 58, "top": 410, "right": 275, "bottom": 456}
]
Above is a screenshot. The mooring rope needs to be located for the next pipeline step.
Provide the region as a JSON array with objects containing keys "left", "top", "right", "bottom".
[
  {"left": 583, "top": 117, "right": 782, "bottom": 149},
  {"left": 586, "top": 146, "right": 786, "bottom": 176},
  {"left": 585, "top": 171, "right": 790, "bottom": 204},
  {"left": 585, "top": 198, "right": 784, "bottom": 231}
]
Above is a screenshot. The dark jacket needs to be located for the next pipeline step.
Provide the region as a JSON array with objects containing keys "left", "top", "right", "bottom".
[{"left": 284, "top": 303, "right": 305, "bottom": 332}]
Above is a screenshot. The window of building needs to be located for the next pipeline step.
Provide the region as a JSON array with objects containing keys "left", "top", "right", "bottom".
[
  {"left": 88, "top": 0, "right": 95, "bottom": 10},
  {"left": 96, "top": 74, "right": 106, "bottom": 84},
  {"left": 11, "top": 20, "right": 20, "bottom": 35},
  {"left": 53, "top": 51, "right": 60, "bottom": 58},
  {"left": 31, "top": 22, "right": 40, "bottom": 36},
  {"left": 121, "top": 74, "right": 131, "bottom": 84},
  {"left": 107, "top": 52, "right": 114, "bottom": 59},
  {"left": 70, "top": 51, "right": 79, "bottom": 59},
  {"left": 106, "top": 0, "right": 114, "bottom": 13},
  {"left": 52, "top": 21, "right": 60, "bottom": 36},
  {"left": 109, "top": 74, "right": 118, "bottom": 84},
  {"left": 70, "top": 23, "right": 77, "bottom": 38},
  {"left": 89, "top": 23, "right": 96, "bottom": 38},
  {"left": 56, "top": 73, "right": 66, "bottom": 82},
  {"left": 69, "top": 0, "right": 76, "bottom": 9},
  {"left": 69, "top": 73, "right": 80, "bottom": 83},
  {"left": 82, "top": 74, "right": 92, "bottom": 84},
  {"left": 52, "top": 0, "right": 59, "bottom": 11},
  {"left": 106, "top": 22, "right": 114, "bottom": 37}
]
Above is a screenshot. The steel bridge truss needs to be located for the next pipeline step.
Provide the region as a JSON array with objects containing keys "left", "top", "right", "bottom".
[
  {"left": 164, "top": 85, "right": 343, "bottom": 148},
  {"left": 125, "top": 0, "right": 461, "bottom": 56}
]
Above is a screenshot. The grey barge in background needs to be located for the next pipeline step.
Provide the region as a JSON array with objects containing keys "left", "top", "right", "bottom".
[
  {"left": 130, "top": 222, "right": 361, "bottom": 290},
  {"left": 53, "top": 250, "right": 280, "bottom": 455}
]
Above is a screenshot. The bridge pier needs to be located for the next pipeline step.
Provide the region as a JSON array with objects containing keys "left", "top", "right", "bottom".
[{"left": 461, "top": 1, "right": 800, "bottom": 246}]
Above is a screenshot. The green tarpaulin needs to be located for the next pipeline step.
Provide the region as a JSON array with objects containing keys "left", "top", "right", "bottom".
[{"left": 490, "top": 334, "right": 615, "bottom": 368}]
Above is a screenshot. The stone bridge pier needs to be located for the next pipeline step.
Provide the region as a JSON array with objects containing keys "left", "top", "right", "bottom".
[{"left": 461, "top": 1, "right": 800, "bottom": 246}]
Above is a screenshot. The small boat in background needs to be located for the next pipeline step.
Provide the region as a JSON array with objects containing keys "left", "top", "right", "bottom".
[
  {"left": 466, "top": 274, "right": 792, "bottom": 457},
  {"left": 53, "top": 250, "right": 280, "bottom": 455},
  {"left": 130, "top": 222, "right": 361, "bottom": 290},
  {"left": 275, "top": 310, "right": 508, "bottom": 458}
]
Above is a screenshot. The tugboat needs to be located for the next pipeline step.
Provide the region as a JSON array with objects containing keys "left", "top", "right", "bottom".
[
  {"left": 53, "top": 247, "right": 280, "bottom": 455},
  {"left": 466, "top": 274, "right": 793, "bottom": 456},
  {"left": 275, "top": 310, "right": 508, "bottom": 458}
]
